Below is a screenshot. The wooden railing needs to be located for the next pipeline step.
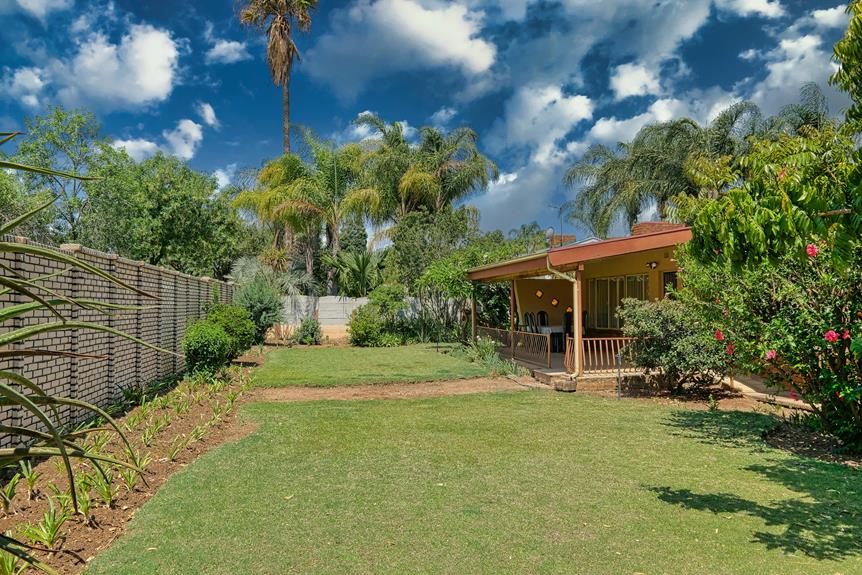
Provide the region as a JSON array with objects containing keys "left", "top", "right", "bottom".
[
  {"left": 513, "top": 330, "right": 552, "bottom": 368},
  {"left": 582, "top": 337, "right": 638, "bottom": 374},
  {"left": 565, "top": 336, "right": 577, "bottom": 374},
  {"left": 477, "top": 326, "right": 511, "bottom": 348},
  {"left": 476, "top": 326, "right": 551, "bottom": 368}
]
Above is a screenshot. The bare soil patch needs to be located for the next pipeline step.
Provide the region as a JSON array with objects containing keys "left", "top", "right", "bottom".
[{"left": 248, "top": 376, "right": 528, "bottom": 402}]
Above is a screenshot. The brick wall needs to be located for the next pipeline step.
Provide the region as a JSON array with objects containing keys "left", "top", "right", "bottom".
[{"left": 0, "top": 236, "right": 233, "bottom": 446}]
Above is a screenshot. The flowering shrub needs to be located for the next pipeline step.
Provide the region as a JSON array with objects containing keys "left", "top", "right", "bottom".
[
  {"left": 617, "top": 298, "right": 729, "bottom": 394},
  {"left": 678, "top": 244, "right": 862, "bottom": 451}
]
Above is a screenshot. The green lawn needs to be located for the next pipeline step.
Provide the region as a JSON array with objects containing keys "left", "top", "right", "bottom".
[
  {"left": 253, "top": 344, "right": 488, "bottom": 387},
  {"left": 88, "top": 392, "right": 862, "bottom": 574}
]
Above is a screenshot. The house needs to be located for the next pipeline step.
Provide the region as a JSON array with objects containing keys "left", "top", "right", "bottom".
[{"left": 466, "top": 222, "right": 692, "bottom": 380}]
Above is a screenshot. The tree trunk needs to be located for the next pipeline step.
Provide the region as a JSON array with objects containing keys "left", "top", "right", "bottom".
[
  {"left": 305, "top": 243, "right": 314, "bottom": 283},
  {"left": 283, "top": 82, "right": 290, "bottom": 153},
  {"left": 326, "top": 224, "right": 340, "bottom": 295}
]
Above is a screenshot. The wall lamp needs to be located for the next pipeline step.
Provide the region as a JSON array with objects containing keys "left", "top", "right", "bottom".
[{"left": 646, "top": 261, "right": 658, "bottom": 269}]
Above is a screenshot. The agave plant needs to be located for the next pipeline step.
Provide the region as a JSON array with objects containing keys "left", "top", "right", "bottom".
[{"left": 0, "top": 131, "right": 170, "bottom": 573}]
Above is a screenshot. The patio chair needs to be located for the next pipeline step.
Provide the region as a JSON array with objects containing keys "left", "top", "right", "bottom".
[
  {"left": 524, "top": 312, "right": 537, "bottom": 333},
  {"left": 537, "top": 311, "right": 549, "bottom": 327}
]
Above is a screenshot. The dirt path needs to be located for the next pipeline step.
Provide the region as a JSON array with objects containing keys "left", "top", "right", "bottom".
[{"left": 247, "top": 376, "right": 535, "bottom": 402}]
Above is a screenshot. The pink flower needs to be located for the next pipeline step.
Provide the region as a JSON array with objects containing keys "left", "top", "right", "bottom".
[
  {"left": 714, "top": 330, "right": 725, "bottom": 341},
  {"left": 824, "top": 329, "right": 839, "bottom": 343},
  {"left": 806, "top": 244, "right": 818, "bottom": 258},
  {"left": 765, "top": 349, "right": 777, "bottom": 361},
  {"left": 789, "top": 390, "right": 798, "bottom": 401},
  {"left": 726, "top": 343, "right": 735, "bottom": 355},
  {"left": 843, "top": 329, "right": 851, "bottom": 340}
]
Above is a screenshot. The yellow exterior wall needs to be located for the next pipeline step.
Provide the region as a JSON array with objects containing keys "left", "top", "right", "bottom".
[
  {"left": 581, "top": 246, "right": 679, "bottom": 301},
  {"left": 581, "top": 246, "right": 681, "bottom": 332},
  {"left": 513, "top": 278, "right": 573, "bottom": 328}
]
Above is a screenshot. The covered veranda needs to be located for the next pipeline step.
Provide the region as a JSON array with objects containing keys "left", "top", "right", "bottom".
[{"left": 467, "top": 224, "right": 692, "bottom": 379}]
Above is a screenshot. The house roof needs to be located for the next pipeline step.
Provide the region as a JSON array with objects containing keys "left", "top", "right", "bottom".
[{"left": 466, "top": 225, "right": 692, "bottom": 282}]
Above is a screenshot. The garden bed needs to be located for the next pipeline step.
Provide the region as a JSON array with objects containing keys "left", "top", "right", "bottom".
[{"left": 0, "top": 368, "right": 257, "bottom": 574}]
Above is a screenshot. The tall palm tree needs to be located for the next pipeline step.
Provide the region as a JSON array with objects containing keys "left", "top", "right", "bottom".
[{"left": 237, "top": 0, "right": 319, "bottom": 152}]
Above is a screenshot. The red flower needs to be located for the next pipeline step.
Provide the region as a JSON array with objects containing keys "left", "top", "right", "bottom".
[
  {"left": 777, "top": 168, "right": 787, "bottom": 180},
  {"left": 765, "top": 349, "right": 777, "bottom": 361},
  {"left": 806, "top": 244, "right": 818, "bottom": 258},
  {"left": 824, "top": 329, "right": 839, "bottom": 343},
  {"left": 843, "top": 329, "right": 851, "bottom": 340},
  {"left": 726, "top": 343, "right": 735, "bottom": 355},
  {"left": 789, "top": 390, "right": 798, "bottom": 401},
  {"left": 714, "top": 330, "right": 725, "bottom": 341}
]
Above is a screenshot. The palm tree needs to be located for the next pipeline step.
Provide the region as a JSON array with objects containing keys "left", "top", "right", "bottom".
[
  {"left": 411, "top": 126, "right": 499, "bottom": 212},
  {"left": 237, "top": 0, "right": 319, "bottom": 152},
  {"left": 565, "top": 101, "right": 762, "bottom": 237},
  {"left": 233, "top": 153, "right": 308, "bottom": 250},
  {"left": 273, "top": 131, "right": 378, "bottom": 294},
  {"left": 356, "top": 114, "right": 499, "bottom": 219},
  {"left": 322, "top": 250, "right": 381, "bottom": 297},
  {"left": 354, "top": 113, "right": 421, "bottom": 222}
]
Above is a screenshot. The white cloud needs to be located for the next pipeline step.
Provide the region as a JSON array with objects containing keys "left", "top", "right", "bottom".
[
  {"left": 739, "top": 48, "right": 760, "bottom": 60},
  {"left": 162, "top": 119, "right": 203, "bottom": 161},
  {"left": 196, "top": 102, "right": 219, "bottom": 128},
  {"left": 206, "top": 40, "right": 252, "bottom": 65},
  {"left": 747, "top": 33, "right": 845, "bottom": 115},
  {"left": 609, "top": 63, "right": 660, "bottom": 100},
  {"left": 714, "top": 0, "right": 784, "bottom": 18},
  {"left": 13, "top": 0, "right": 72, "bottom": 20},
  {"left": 1, "top": 66, "right": 46, "bottom": 108},
  {"left": 111, "top": 138, "right": 159, "bottom": 162},
  {"left": 430, "top": 106, "right": 457, "bottom": 128},
  {"left": 213, "top": 163, "right": 237, "bottom": 191},
  {"left": 811, "top": 6, "right": 847, "bottom": 29},
  {"left": 307, "top": 0, "right": 495, "bottom": 100},
  {"left": 489, "top": 84, "right": 592, "bottom": 165},
  {"left": 49, "top": 24, "right": 180, "bottom": 110}
]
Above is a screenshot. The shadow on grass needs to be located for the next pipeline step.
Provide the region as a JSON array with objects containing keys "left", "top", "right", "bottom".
[{"left": 651, "top": 409, "right": 862, "bottom": 561}]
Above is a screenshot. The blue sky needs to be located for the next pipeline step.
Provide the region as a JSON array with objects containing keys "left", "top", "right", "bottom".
[{"left": 0, "top": 0, "right": 851, "bottom": 238}]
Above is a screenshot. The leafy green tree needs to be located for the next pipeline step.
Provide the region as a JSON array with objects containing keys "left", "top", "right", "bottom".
[
  {"left": 831, "top": 1, "right": 862, "bottom": 129},
  {"left": 12, "top": 107, "right": 107, "bottom": 242},
  {"left": 238, "top": 0, "right": 320, "bottom": 152},
  {"left": 680, "top": 125, "right": 859, "bottom": 267},
  {"left": 0, "top": 170, "right": 53, "bottom": 241},
  {"left": 88, "top": 153, "right": 252, "bottom": 277},
  {"left": 340, "top": 213, "right": 368, "bottom": 254},
  {"left": 386, "top": 206, "right": 479, "bottom": 291}
]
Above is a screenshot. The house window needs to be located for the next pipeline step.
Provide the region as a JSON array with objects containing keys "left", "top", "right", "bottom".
[{"left": 588, "top": 274, "right": 649, "bottom": 330}]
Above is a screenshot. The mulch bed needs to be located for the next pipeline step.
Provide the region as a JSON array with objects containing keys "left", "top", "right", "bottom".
[
  {"left": 764, "top": 422, "right": 862, "bottom": 469},
  {"left": 0, "top": 369, "right": 258, "bottom": 574}
]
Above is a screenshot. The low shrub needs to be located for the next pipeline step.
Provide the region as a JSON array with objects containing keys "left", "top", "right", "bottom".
[
  {"left": 462, "top": 337, "right": 524, "bottom": 376},
  {"left": 295, "top": 318, "right": 322, "bottom": 345},
  {"left": 233, "top": 273, "right": 284, "bottom": 344},
  {"left": 207, "top": 304, "right": 256, "bottom": 358},
  {"left": 182, "top": 320, "right": 232, "bottom": 374},
  {"left": 618, "top": 297, "right": 729, "bottom": 394},
  {"left": 348, "top": 304, "right": 385, "bottom": 347}
]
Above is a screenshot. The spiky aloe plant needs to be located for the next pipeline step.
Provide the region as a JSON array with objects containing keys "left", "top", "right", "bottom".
[{"left": 0, "top": 131, "right": 170, "bottom": 574}]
